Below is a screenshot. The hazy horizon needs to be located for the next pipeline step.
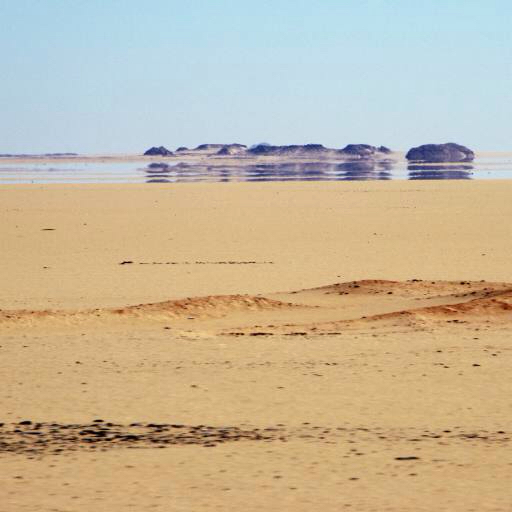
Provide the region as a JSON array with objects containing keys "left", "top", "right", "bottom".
[{"left": 2, "top": 0, "right": 511, "bottom": 154}]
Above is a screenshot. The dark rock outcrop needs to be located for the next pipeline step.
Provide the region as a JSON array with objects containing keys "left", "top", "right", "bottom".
[
  {"left": 249, "top": 142, "right": 271, "bottom": 150},
  {"left": 193, "top": 143, "right": 246, "bottom": 152},
  {"left": 338, "top": 144, "right": 391, "bottom": 158},
  {"left": 247, "top": 144, "right": 330, "bottom": 156},
  {"left": 246, "top": 144, "right": 278, "bottom": 155},
  {"left": 217, "top": 144, "right": 248, "bottom": 156},
  {"left": 176, "top": 147, "right": 189, "bottom": 152},
  {"left": 144, "top": 146, "right": 173, "bottom": 156},
  {"left": 406, "top": 143, "right": 474, "bottom": 162},
  {"left": 340, "top": 144, "right": 377, "bottom": 157}
]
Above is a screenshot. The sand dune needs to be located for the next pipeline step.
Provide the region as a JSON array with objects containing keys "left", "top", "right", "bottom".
[
  {"left": 2, "top": 279, "right": 511, "bottom": 335},
  {"left": 119, "top": 294, "right": 302, "bottom": 316},
  {"left": 0, "top": 294, "right": 305, "bottom": 330},
  {"left": 224, "top": 280, "right": 512, "bottom": 335}
]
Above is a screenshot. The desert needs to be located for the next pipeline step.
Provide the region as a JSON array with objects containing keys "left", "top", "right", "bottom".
[
  {"left": 2, "top": 2, "right": 512, "bottom": 510},
  {"left": 1, "top": 180, "right": 512, "bottom": 511}
]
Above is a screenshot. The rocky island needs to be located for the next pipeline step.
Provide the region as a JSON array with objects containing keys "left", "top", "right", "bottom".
[
  {"left": 406, "top": 143, "right": 474, "bottom": 162},
  {"left": 143, "top": 142, "right": 394, "bottom": 161}
]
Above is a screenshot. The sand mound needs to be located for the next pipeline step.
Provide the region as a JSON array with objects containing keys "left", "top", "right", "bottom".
[
  {"left": 1, "top": 280, "right": 511, "bottom": 333},
  {"left": 384, "top": 291, "right": 512, "bottom": 320},
  {"left": 306, "top": 279, "right": 510, "bottom": 298},
  {"left": 222, "top": 280, "right": 512, "bottom": 335},
  {"left": 115, "top": 295, "right": 303, "bottom": 318},
  {"left": 0, "top": 294, "right": 304, "bottom": 328}
]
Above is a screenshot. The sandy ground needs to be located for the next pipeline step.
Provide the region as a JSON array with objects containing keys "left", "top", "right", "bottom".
[{"left": 1, "top": 181, "right": 512, "bottom": 511}]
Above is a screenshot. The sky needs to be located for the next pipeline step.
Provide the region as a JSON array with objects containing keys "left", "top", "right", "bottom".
[{"left": 1, "top": 0, "right": 511, "bottom": 153}]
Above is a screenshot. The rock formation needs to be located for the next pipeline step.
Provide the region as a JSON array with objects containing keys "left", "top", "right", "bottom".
[
  {"left": 406, "top": 143, "right": 474, "bottom": 162},
  {"left": 338, "top": 144, "right": 391, "bottom": 158},
  {"left": 143, "top": 146, "right": 173, "bottom": 156},
  {"left": 216, "top": 144, "right": 248, "bottom": 156},
  {"left": 247, "top": 144, "right": 330, "bottom": 156}
]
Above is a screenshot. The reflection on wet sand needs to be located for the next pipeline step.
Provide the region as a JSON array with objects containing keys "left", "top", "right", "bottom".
[
  {"left": 145, "top": 163, "right": 173, "bottom": 183},
  {"left": 408, "top": 164, "right": 473, "bottom": 180},
  {"left": 141, "top": 161, "right": 395, "bottom": 183},
  {"left": 2, "top": 157, "right": 506, "bottom": 184},
  {"left": 336, "top": 161, "right": 392, "bottom": 181}
]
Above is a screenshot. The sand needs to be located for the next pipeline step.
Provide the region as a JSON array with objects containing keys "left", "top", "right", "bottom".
[{"left": 1, "top": 180, "right": 512, "bottom": 511}]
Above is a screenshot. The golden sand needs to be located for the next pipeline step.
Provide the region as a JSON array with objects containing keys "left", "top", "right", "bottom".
[{"left": 1, "top": 181, "right": 511, "bottom": 511}]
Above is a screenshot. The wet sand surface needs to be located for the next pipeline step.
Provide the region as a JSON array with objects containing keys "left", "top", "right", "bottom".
[
  {"left": 1, "top": 152, "right": 512, "bottom": 183},
  {"left": 1, "top": 181, "right": 512, "bottom": 511}
]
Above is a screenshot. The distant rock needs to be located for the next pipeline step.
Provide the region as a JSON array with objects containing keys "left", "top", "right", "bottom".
[
  {"left": 45, "top": 153, "right": 79, "bottom": 157},
  {"left": 406, "top": 143, "right": 474, "bottom": 162},
  {"left": 217, "top": 146, "right": 235, "bottom": 156},
  {"left": 143, "top": 146, "right": 173, "bottom": 156},
  {"left": 247, "top": 144, "right": 330, "bottom": 156},
  {"left": 195, "top": 143, "right": 247, "bottom": 153},
  {"left": 340, "top": 144, "right": 376, "bottom": 157},
  {"left": 249, "top": 142, "right": 272, "bottom": 150},
  {"left": 216, "top": 144, "right": 248, "bottom": 156},
  {"left": 176, "top": 147, "right": 189, "bottom": 152},
  {"left": 247, "top": 144, "right": 273, "bottom": 155},
  {"left": 339, "top": 144, "right": 391, "bottom": 158}
]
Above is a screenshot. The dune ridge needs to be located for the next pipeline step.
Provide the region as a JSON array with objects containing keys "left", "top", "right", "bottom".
[
  {"left": 0, "top": 294, "right": 305, "bottom": 328},
  {"left": 2, "top": 279, "right": 511, "bottom": 334},
  {"left": 225, "top": 280, "right": 512, "bottom": 335}
]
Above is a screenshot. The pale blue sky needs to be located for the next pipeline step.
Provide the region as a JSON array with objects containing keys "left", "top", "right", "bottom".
[{"left": 1, "top": 0, "right": 511, "bottom": 153}]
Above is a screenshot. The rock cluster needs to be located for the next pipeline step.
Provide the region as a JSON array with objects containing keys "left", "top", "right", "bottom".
[{"left": 142, "top": 143, "right": 393, "bottom": 159}]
